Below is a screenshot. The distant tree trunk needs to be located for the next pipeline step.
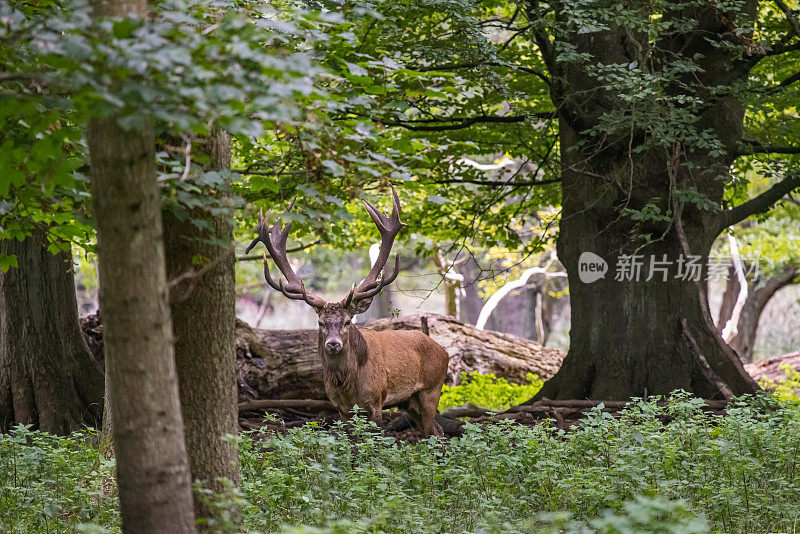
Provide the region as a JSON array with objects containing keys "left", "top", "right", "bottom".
[
  {"left": 460, "top": 256, "right": 485, "bottom": 325},
  {"left": 433, "top": 249, "right": 464, "bottom": 317},
  {"left": 87, "top": 0, "right": 196, "bottom": 528},
  {"left": 164, "top": 129, "right": 240, "bottom": 522},
  {"left": 717, "top": 266, "right": 799, "bottom": 363},
  {"left": 485, "top": 287, "right": 537, "bottom": 340},
  {"left": 0, "top": 232, "right": 104, "bottom": 434}
]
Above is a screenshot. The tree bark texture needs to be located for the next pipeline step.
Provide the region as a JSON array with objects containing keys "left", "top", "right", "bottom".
[
  {"left": 0, "top": 232, "right": 104, "bottom": 434},
  {"left": 164, "top": 129, "right": 241, "bottom": 519},
  {"left": 717, "top": 266, "right": 798, "bottom": 362},
  {"left": 87, "top": 0, "right": 196, "bottom": 521},
  {"left": 539, "top": 2, "right": 761, "bottom": 400}
]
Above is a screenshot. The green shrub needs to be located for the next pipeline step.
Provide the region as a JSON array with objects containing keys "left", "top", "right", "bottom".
[
  {"left": 759, "top": 364, "right": 800, "bottom": 403},
  {"left": 438, "top": 371, "right": 543, "bottom": 412}
]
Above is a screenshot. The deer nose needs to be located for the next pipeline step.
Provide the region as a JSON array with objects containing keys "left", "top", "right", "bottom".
[{"left": 325, "top": 340, "right": 342, "bottom": 353}]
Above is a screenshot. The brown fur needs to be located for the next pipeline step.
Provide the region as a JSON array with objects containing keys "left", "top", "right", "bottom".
[{"left": 316, "top": 302, "right": 449, "bottom": 436}]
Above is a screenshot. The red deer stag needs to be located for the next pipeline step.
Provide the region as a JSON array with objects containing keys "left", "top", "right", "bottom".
[{"left": 245, "top": 188, "right": 449, "bottom": 436}]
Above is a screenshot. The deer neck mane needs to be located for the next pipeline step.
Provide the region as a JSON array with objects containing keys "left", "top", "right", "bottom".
[{"left": 318, "top": 325, "right": 368, "bottom": 389}]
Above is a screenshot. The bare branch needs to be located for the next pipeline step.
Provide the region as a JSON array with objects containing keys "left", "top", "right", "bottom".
[
  {"left": 412, "top": 61, "right": 551, "bottom": 86},
  {"left": 236, "top": 239, "right": 321, "bottom": 262}
]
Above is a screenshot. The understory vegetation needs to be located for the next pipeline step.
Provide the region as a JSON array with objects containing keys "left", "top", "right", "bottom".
[
  {"left": 2, "top": 392, "right": 800, "bottom": 533},
  {"left": 438, "top": 371, "right": 544, "bottom": 412}
]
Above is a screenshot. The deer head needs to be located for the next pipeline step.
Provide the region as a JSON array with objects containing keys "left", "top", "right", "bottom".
[{"left": 245, "top": 187, "right": 406, "bottom": 356}]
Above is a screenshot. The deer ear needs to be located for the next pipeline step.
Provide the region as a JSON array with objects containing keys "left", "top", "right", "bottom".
[{"left": 349, "top": 297, "right": 373, "bottom": 316}]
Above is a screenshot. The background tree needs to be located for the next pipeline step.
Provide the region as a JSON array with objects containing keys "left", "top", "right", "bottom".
[
  {"left": 163, "top": 129, "right": 241, "bottom": 522},
  {"left": 0, "top": 231, "right": 103, "bottom": 434},
  {"left": 715, "top": 200, "right": 800, "bottom": 361}
]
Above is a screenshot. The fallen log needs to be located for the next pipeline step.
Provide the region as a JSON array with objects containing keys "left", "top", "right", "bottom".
[
  {"left": 745, "top": 351, "right": 800, "bottom": 383},
  {"left": 235, "top": 313, "right": 565, "bottom": 400},
  {"left": 440, "top": 404, "right": 495, "bottom": 419},
  {"left": 238, "top": 399, "right": 336, "bottom": 412},
  {"left": 80, "top": 312, "right": 566, "bottom": 402}
]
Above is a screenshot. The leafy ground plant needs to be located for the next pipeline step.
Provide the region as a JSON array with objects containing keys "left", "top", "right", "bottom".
[
  {"left": 438, "top": 371, "right": 543, "bottom": 412},
  {"left": 3, "top": 393, "right": 800, "bottom": 533}
]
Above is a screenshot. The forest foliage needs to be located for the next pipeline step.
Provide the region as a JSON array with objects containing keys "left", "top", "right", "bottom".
[{"left": 2, "top": 392, "right": 800, "bottom": 533}]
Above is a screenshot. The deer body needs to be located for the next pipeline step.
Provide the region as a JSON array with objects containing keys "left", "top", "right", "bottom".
[
  {"left": 247, "top": 186, "right": 449, "bottom": 436},
  {"left": 319, "top": 325, "right": 448, "bottom": 435}
]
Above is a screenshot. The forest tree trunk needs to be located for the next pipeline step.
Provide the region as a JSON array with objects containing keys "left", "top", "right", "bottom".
[
  {"left": 164, "top": 129, "right": 241, "bottom": 522},
  {"left": 536, "top": 3, "right": 763, "bottom": 400},
  {"left": 718, "top": 266, "right": 799, "bottom": 362},
  {"left": 87, "top": 0, "right": 196, "bottom": 527},
  {"left": 0, "top": 232, "right": 104, "bottom": 434}
]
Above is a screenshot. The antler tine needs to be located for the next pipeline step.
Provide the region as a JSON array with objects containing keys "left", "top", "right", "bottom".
[
  {"left": 352, "top": 254, "right": 401, "bottom": 301},
  {"left": 278, "top": 278, "right": 326, "bottom": 309},
  {"left": 354, "top": 185, "right": 407, "bottom": 297},
  {"left": 249, "top": 206, "right": 327, "bottom": 309}
]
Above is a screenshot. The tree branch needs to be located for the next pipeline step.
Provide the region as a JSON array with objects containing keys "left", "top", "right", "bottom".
[
  {"left": 426, "top": 177, "right": 560, "bottom": 187},
  {"left": 377, "top": 112, "right": 554, "bottom": 132},
  {"left": 733, "top": 140, "right": 800, "bottom": 156},
  {"left": 236, "top": 239, "right": 320, "bottom": 261},
  {"left": 716, "top": 172, "right": 800, "bottom": 233},
  {"left": 412, "top": 61, "right": 551, "bottom": 86},
  {"left": 774, "top": 0, "right": 800, "bottom": 38}
]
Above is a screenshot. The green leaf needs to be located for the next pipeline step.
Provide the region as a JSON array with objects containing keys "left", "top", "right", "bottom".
[{"left": 0, "top": 254, "right": 18, "bottom": 273}]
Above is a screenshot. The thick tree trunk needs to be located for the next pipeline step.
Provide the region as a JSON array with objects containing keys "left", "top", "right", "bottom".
[
  {"left": 0, "top": 232, "right": 104, "bottom": 434},
  {"left": 538, "top": 4, "right": 760, "bottom": 400},
  {"left": 164, "top": 129, "right": 240, "bottom": 521},
  {"left": 724, "top": 267, "right": 798, "bottom": 362},
  {"left": 87, "top": 0, "right": 196, "bottom": 523}
]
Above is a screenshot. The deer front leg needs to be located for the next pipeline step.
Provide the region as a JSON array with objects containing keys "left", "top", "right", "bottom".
[
  {"left": 368, "top": 405, "right": 383, "bottom": 426},
  {"left": 417, "top": 386, "right": 444, "bottom": 437}
]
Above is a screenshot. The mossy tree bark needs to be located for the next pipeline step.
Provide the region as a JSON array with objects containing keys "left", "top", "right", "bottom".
[
  {"left": 87, "top": 1, "right": 195, "bottom": 531},
  {"left": 531, "top": 1, "right": 800, "bottom": 400},
  {"left": 164, "top": 130, "right": 240, "bottom": 523},
  {"left": 0, "top": 232, "right": 104, "bottom": 434}
]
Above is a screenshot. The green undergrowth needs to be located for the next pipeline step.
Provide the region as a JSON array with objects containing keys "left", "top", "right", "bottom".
[
  {"left": 3, "top": 393, "right": 800, "bottom": 533},
  {"left": 438, "top": 371, "right": 544, "bottom": 412}
]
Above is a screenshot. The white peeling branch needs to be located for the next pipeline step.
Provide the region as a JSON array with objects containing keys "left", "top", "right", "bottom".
[{"left": 721, "top": 234, "right": 748, "bottom": 342}]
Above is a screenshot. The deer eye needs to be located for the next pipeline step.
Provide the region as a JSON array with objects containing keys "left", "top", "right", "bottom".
[
  {"left": 345, "top": 320, "right": 351, "bottom": 326},
  {"left": 318, "top": 322, "right": 325, "bottom": 328}
]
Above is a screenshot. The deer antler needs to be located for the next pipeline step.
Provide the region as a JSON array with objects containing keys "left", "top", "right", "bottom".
[
  {"left": 345, "top": 185, "right": 406, "bottom": 305},
  {"left": 246, "top": 206, "right": 327, "bottom": 309}
]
